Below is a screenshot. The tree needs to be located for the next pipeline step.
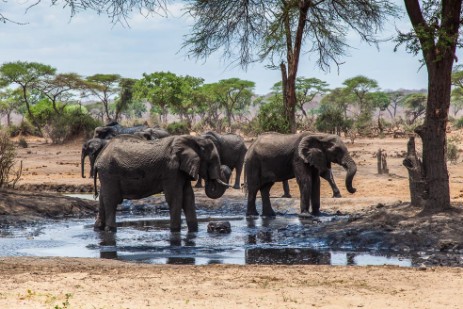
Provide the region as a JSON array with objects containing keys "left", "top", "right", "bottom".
[
  {"left": 0, "top": 61, "right": 56, "bottom": 132},
  {"left": 113, "top": 78, "right": 138, "bottom": 122},
  {"left": 403, "top": 93, "right": 426, "bottom": 125},
  {"left": 40, "top": 73, "right": 87, "bottom": 115},
  {"left": 396, "top": 0, "right": 463, "bottom": 212},
  {"left": 183, "top": 0, "right": 397, "bottom": 133},
  {"left": 133, "top": 71, "right": 179, "bottom": 125},
  {"left": 207, "top": 78, "right": 255, "bottom": 130},
  {"left": 0, "top": 88, "right": 23, "bottom": 127},
  {"left": 85, "top": 74, "right": 121, "bottom": 122},
  {"left": 316, "top": 88, "right": 353, "bottom": 135},
  {"left": 451, "top": 65, "right": 463, "bottom": 116},
  {"left": 385, "top": 90, "right": 407, "bottom": 122}
]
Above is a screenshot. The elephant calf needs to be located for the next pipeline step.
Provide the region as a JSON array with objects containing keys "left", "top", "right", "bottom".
[
  {"left": 93, "top": 134, "right": 230, "bottom": 232},
  {"left": 244, "top": 132, "right": 357, "bottom": 216}
]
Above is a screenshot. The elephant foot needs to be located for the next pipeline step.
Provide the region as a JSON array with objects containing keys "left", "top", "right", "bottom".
[
  {"left": 261, "top": 210, "right": 276, "bottom": 217},
  {"left": 246, "top": 209, "right": 260, "bottom": 217},
  {"left": 194, "top": 183, "right": 203, "bottom": 188},
  {"left": 311, "top": 209, "right": 321, "bottom": 216},
  {"left": 332, "top": 192, "right": 342, "bottom": 198},
  {"left": 104, "top": 226, "right": 117, "bottom": 233},
  {"left": 186, "top": 222, "right": 198, "bottom": 233},
  {"left": 281, "top": 193, "right": 292, "bottom": 198},
  {"left": 233, "top": 184, "right": 241, "bottom": 189}
]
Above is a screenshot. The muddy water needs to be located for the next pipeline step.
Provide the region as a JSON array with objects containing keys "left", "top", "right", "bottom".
[{"left": 0, "top": 195, "right": 414, "bottom": 266}]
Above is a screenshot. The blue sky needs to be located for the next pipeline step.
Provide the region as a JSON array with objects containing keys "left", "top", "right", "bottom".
[{"left": 0, "top": 1, "right": 444, "bottom": 95}]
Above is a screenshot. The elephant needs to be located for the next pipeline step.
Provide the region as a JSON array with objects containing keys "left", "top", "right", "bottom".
[
  {"left": 81, "top": 138, "right": 109, "bottom": 178},
  {"left": 93, "top": 134, "right": 230, "bottom": 232},
  {"left": 134, "top": 128, "right": 170, "bottom": 140},
  {"left": 82, "top": 128, "right": 169, "bottom": 178},
  {"left": 195, "top": 131, "right": 247, "bottom": 189},
  {"left": 93, "top": 121, "right": 148, "bottom": 139},
  {"left": 244, "top": 132, "right": 357, "bottom": 217},
  {"left": 280, "top": 167, "right": 342, "bottom": 198}
]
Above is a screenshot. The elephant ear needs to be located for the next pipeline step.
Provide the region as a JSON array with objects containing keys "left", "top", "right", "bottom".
[
  {"left": 298, "top": 136, "right": 328, "bottom": 173},
  {"left": 173, "top": 136, "right": 201, "bottom": 181}
]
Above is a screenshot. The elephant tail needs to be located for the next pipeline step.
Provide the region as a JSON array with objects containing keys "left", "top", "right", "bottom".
[{"left": 93, "top": 167, "right": 99, "bottom": 200}]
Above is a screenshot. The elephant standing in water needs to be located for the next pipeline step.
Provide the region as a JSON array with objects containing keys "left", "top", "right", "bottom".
[
  {"left": 93, "top": 134, "right": 230, "bottom": 232},
  {"left": 81, "top": 126, "right": 170, "bottom": 178},
  {"left": 244, "top": 132, "right": 357, "bottom": 217},
  {"left": 195, "top": 131, "right": 247, "bottom": 189}
]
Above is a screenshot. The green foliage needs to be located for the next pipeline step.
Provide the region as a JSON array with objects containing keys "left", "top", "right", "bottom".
[
  {"left": 18, "top": 137, "right": 28, "bottom": 148},
  {"left": 166, "top": 121, "right": 190, "bottom": 135},
  {"left": 0, "top": 130, "right": 19, "bottom": 188},
  {"left": 254, "top": 94, "right": 290, "bottom": 134},
  {"left": 455, "top": 117, "right": 463, "bottom": 129},
  {"left": 8, "top": 120, "right": 39, "bottom": 137},
  {"left": 315, "top": 106, "right": 353, "bottom": 134}
]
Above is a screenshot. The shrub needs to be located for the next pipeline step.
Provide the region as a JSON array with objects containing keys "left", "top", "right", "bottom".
[
  {"left": 8, "top": 120, "right": 39, "bottom": 137},
  {"left": 254, "top": 98, "right": 290, "bottom": 134},
  {"left": 447, "top": 136, "right": 461, "bottom": 164},
  {"left": 18, "top": 137, "right": 28, "bottom": 148},
  {"left": 454, "top": 117, "right": 463, "bottom": 129},
  {"left": 0, "top": 130, "right": 21, "bottom": 188},
  {"left": 166, "top": 121, "right": 190, "bottom": 135}
]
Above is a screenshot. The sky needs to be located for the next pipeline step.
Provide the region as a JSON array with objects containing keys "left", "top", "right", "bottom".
[{"left": 0, "top": 1, "right": 448, "bottom": 95}]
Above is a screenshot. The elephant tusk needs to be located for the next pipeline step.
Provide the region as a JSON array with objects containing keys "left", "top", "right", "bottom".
[{"left": 216, "top": 179, "right": 230, "bottom": 188}]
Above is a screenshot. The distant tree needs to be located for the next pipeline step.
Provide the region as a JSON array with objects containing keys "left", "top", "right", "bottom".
[
  {"left": 396, "top": 0, "right": 463, "bottom": 212},
  {"left": 403, "top": 93, "right": 426, "bottom": 125},
  {"left": 207, "top": 78, "right": 255, "bottom": 129},
  {"left": 40, "top": 73, "right": 87, "bottom": 115},
  {"left": 255, "top": 94, "right": 290, "bottom": 134},
  {"left": 183, "top": 0, "right": 397, "bottom": 133},
  {"left": 0, "top": 88, "right": 23, "bottom": 127},
  {"left": 113, "top": 78, "right": 138, "bottom": 122},
  {"left": 133, "top": 72, "right": 177, "bottom": 125},
  {"left": 451, "top": 88, "right": 463, "bottom": 117},
  {"left": 0, "top": 61, "right": 56, "bottom": 133},
  {"left": 168, "top": 75, "right": 205, "bottom": 128},
  {"left": 316, "top": 89, "right": 353, "bottom": 135},
  {"left": 85, "top": 74, "right": 121, "bottom": 122},
  {"left": 385, "top": 90, "right": 407, "bottom": 122}
]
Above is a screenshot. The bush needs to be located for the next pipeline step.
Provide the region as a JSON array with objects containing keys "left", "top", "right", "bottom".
[
  {"left": 18, "top": 137, "right": 28, "bottom": 148},
  {"left": 46, "top": 108, "right": 100, "bottom": 144},
  {"left": 0, "top": 130, "right": 21, "bottom": 188},
  {"left": 447, "top": 136, "right": 461, "bottom": 164},
  {"left": 454, "top": 117, "right": 463, "bottom": 129},
  {"left": 254, "top": 98, "right": 290, "bottom": 134},
  {"left": 8, "top": 120, "right": 39, "bottom": 137},
  {"left": 166, "top": 121, "right": 190, "bottom": 135}
]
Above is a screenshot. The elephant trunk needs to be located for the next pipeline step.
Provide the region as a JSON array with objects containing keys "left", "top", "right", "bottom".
[
  {"left": 341, "top": 153, "right": 357, "bottom": 194},
  {"left": 81, "top": 152, "right": 87, "bottom": 178},
  {"left": 205, "top": 165, "right": 231, "bottom": 199}
]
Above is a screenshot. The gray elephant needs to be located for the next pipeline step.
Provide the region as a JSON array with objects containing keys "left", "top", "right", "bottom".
[
  {"left": 81, "top": 138, "right": 109, "bottom": 178},
  {"left": 195, "top": 131, "right": 247, "bottom": 189},
  {"left": 134, "top": 128, "right": 170, "bottom": 140},
  {"left": 93, "top": 121, "right": 147, "bottom": 139},
  {"left": 244, "top": 132, "right": 357, "bottom": 217},
  {"left": 281, "top": 167, "right": 342, "bottom": 198},
  {"left": 93, "top": 134, "right": 230, "bottom": 232}
]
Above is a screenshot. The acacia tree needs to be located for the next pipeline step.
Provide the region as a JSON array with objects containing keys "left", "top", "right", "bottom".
[
  {"left": 451, "top": 65, "right": 463, "bottom": 116},
  {"left": 0, "top": 88, "right": 23, "bottom": 127},
  {"left": 183, "top": 0, "right": 397, "bottom": 133},
  {"left": 396, "top": 0, "right": 462, "bottom": 212},
  {"left": 85, "top": 74, "right": 121, "bottom": 122},
  {"left": 40, "top": 73, "right": 87, "bottom": 115},
  {"left": 0, "top": 61, "right": 56, "bottom": 132}
]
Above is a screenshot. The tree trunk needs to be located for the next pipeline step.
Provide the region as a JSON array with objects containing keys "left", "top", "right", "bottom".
[
  {"left": 403, "top": 136, "right": 426, "bottom": 207},
  {"left": 417, "top": 63, "right": 452, "bottom": 212}
]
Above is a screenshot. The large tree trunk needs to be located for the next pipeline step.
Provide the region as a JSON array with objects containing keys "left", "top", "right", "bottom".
[{"left": 417, "top": 62, "right": 453, "bottom": 212}]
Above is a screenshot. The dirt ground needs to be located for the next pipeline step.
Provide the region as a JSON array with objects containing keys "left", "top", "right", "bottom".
[{"left": 1, "top": 133, "right": 463, "bottom": 308}]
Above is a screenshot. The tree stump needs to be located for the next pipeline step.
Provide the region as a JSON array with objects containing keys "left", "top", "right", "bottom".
[
  {"left": 376, "top": 148, "right": 389, "bottom": 174},
  {"left": 402, "top": 136, "right": 426, "bottom": 207}
]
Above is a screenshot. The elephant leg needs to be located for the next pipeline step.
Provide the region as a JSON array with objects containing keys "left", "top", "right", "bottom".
[
  {"left": 281, "top": 180, "right": 292, "bottom": 198},
  {"left": 320, "top": 169, "right": 341, "bottom": 198},
  {"left": 94, "top": 198, "right": 106, "bottom": 231},
  {"left": 246, "top": 186, "right": 259, "bottom": 216},
  {"left": 102, "top": 189, "right": 121, "bottom": 232},
  {"left": 311, "top": 170, "right": 321, "bottom": 215},
  {"left": 182, "top": 182, "right": 198, "bottom": 232},
  {"left": 296, "top": 178, "right": 310, "bottom": 214},
  {"left": 165, "top": 188, "right": 183, "bottom": 232},
  {"left": 233, "top": 166, "right": 242, "bottom": 189},
  {"left": 194, "top": 177, "right": 203, "bottom": 188},
  {"left": 260, "top": 182, "right": 276, "bottom": 217}
]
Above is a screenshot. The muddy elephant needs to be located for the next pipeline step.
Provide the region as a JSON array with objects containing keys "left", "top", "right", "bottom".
[
  {"left": 93, "top": 134, "right": 230, "bottom": 232},
  {"left": 244, "top": 132, "right": 357, "bottom": 216},
  {"left": 195, "top": 131, "right": 247, "bottom": 189},
  {"left": 93, "top": 121, "right": 148, "bottom": 139}
]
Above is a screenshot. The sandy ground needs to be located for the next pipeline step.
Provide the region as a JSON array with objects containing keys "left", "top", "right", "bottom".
[{"left": 1, "top": 133, "right": 463, "bottom": 308}]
